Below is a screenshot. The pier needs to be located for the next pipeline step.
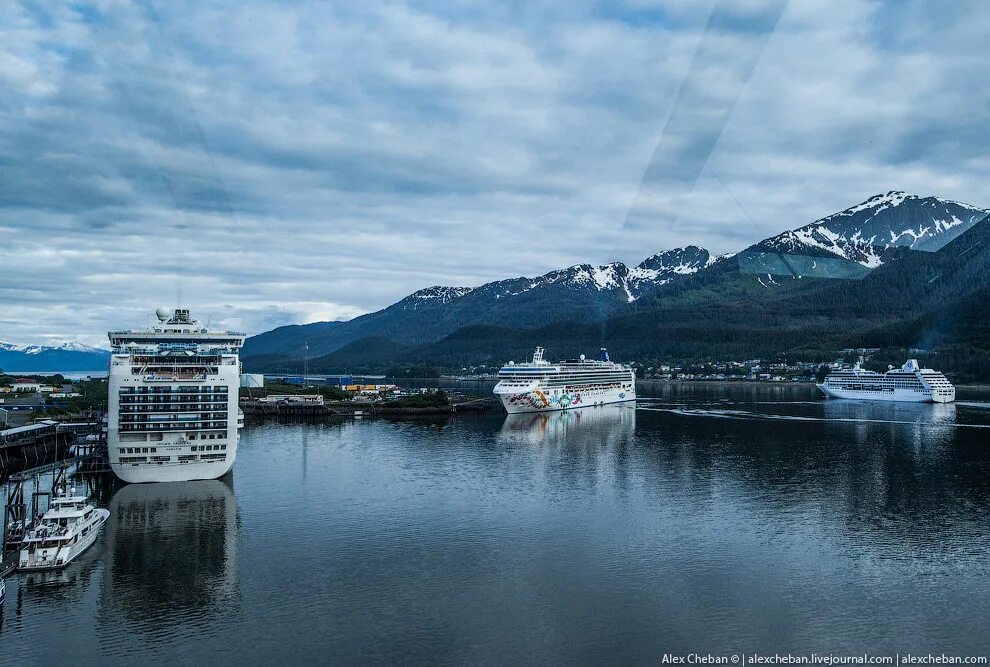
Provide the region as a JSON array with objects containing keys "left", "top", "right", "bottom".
[{"left": 1, "top": 416, "right": 109, "bottom": 576}]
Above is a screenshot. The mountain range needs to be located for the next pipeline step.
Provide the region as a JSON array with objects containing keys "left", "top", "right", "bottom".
[
  {"left": 5, "top": 192, "right": 984, "bottom": 379},
  {"left": 243, "top": 245, "right": 721, "bottom": 360},
  {"left": 0, "top": 342, "right": 111, "bottom": 373},
  {"left": 242, "top": 192, "right": 989, "bottom": 378}
]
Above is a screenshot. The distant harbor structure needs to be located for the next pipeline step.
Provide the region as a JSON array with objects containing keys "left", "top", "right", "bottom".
[
  {"left": 107, "top": 308, "right": 246, "bottom": 483},
  {"left": 818, "top": 359, "right": 955, "bottom": 403}
]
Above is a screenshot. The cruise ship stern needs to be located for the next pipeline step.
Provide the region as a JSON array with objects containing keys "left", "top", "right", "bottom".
[{"left": 107, "top": 308, "right": 246, "bottom": 484}]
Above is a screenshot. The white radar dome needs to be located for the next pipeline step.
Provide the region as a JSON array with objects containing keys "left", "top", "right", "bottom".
[
  {"left": 580, "top": 354, "right": 585, "bottom": 361},
  {"left": 156, "top": 307, "right": 170, "bottom": 322}
]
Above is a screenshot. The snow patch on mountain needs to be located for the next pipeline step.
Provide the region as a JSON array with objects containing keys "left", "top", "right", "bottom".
[
  {"left": 590, "top": 263, "right": 624, "bottom": 290},
  {"left": 404, "top": 286, "right": 474, "bottom": 307},
  {"left": 842, "top": 190, "right": 907, "bottom": 216}
]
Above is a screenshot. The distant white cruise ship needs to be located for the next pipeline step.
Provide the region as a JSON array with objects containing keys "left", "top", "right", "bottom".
[
  {"left": 108, "top": 308, "right": 246, "bottom": 483},
  {"left": 818, "top": 359, "right": 955, "bottom": 403},
  {"left": 494, "top": 347, "right": 636, "bottom": 414}
]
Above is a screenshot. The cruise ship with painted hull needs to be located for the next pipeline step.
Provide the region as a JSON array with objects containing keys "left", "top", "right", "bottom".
[
  {"left": 494, "top": 347, "right": 636, "bottom": 414},
  {"left": 107, "top": 308, "right": 245, "bottom": 483},
  {"left": 818, "top": 359, "right": 955, "bottom": 403}
]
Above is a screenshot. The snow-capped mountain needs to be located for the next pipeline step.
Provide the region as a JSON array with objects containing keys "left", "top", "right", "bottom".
[
  {"left": 0, "top": 341, "right": 106, "bottom": 355},
  {"left": 752, "top": 192, "right": 988, "bottom": 268},
  {"left": 401, "top": 247, "right": 716, "bottom": 308},
  {"left": 628, "top": 246, "right": 719, "bottom": 295},
  {"left": 243, "top": 247, "right": 714, "bottom": 359},
  {"left": 0, "top": 341, "right": 110, "bottom": 372}
]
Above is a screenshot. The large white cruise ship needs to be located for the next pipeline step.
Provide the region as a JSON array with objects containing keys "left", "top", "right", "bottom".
[
  {"left": 494, "top": 347, "right": 636, "bottom": 414},
  {"left": 107, "top": 308, "right": 246, "bottom": 483},
  {"left": 818, "top": 359, "right": 955, "bottom": 403}
]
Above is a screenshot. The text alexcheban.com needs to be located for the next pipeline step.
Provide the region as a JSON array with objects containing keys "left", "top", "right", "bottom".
[{"left": 660, "top": 655, "right": 988, "bottom": 665}]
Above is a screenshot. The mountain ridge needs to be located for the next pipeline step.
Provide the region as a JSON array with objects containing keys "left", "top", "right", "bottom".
[
  {"left": 242, "top": 246, "right": 716, "bottom": 359},
  {"left": 235, "top": 192, "right": 989, "bottom": 371},
  {"left": 0, "top": 341, "right": 111, "bottom": 372}
]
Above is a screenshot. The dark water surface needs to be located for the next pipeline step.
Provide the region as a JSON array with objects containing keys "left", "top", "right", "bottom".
[{"left": 3, "top": 385, "right": 990, "bottom": 664}]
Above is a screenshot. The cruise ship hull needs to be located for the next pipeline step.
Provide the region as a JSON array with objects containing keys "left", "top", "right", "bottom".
[
  {"left": 110, "top": 454, "right": 236, "bottom": 484},
  {"left": 497, "top": 386, "right": 636, "bottom": 414},
  {"left": 817, "top": 385, "right": 954, "bottom": 403}
]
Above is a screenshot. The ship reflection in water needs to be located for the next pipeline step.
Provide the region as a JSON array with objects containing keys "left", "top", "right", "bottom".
[
  {"left": 498, "top": 404, "right": 636, "bottom": 446},
  {"left": 821, "top": 398, "right": 960, "bottom": 448},
  {"left": 99, "top": 479, "right": 240, "bottom": 643}
]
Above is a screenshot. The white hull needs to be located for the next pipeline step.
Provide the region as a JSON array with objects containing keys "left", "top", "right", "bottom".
[
  {"left": 497, "top": 386, "right": 636, "bottom": 414},
  {"left": 110, "top": 453, "right": 235, "bottom": 483},
  {"left": 18, "top": 509, "right": 109, "bottom": 571},
  {"left": 818, "top": 384, "right": 954, "bottom": 403}
]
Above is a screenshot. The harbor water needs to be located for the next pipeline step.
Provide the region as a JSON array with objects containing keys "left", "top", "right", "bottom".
[{"left": 2, "top": 385, "right": 990, "bottom": 664}]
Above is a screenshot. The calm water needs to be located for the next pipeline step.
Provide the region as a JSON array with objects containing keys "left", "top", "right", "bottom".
[{"left": 3, "top": 385, "right": 990, "bottom": 664}]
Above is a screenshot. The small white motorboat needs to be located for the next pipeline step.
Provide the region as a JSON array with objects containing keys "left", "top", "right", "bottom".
[{"left": 18, "top": 489, "right": 110, "bottom": 571}]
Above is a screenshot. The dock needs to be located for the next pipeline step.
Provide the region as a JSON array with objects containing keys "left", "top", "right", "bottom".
[{"left": 2, "top": 416, "right": 110, "bottom": 572}]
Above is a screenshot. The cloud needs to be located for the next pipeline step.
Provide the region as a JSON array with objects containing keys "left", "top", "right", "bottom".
[{"left": 0, "top": 0, "right": 988, "bottom": 345}]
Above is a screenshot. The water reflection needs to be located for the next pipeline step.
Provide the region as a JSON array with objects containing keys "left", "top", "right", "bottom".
[
  {"left": 3, "top": 387, "right": 990, "bottom": 662},
  {"left": 498, "top": 404, "right": 636, "bottom": 446},
  {"left": 632, "top": 393, "right": 990, "bottom": 569},
  {"left": 98, "top": 478, "right": 240, "bottom": 640}
]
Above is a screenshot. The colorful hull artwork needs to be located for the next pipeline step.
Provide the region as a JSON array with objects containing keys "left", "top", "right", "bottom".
[{"left": 508, "top": 391, "right": 583, "bottom": 411}]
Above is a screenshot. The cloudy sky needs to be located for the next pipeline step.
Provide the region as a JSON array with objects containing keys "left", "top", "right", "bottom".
[{"left": 1, "top": 0, "right": 988, "bottom": 346}]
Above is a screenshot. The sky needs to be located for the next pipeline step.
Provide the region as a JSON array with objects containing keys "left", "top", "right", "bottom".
[{"left": 1, "top": 0, "right": 989, "bottom": 347}]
